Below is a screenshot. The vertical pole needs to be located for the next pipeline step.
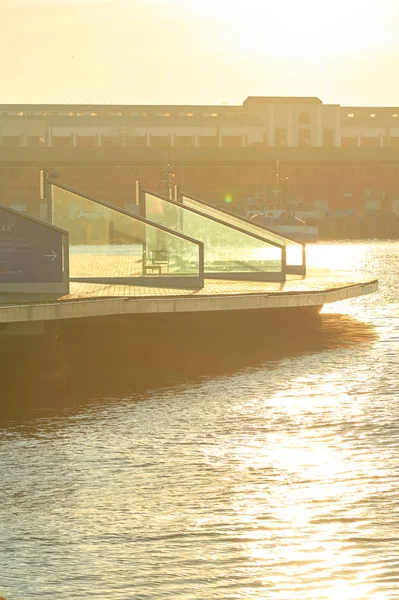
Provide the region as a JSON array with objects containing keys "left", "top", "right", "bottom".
[
  {"left": 302, "top": 243, "right": 307, "bottom": 275},
  {"left": 40, "top": 169, "right": 53, "bottom": 223},
  {"left": 136, "top": 181, "right": 147, "bottom": 272},
  {"left": 40, "top": 169, "right": 48, "bottom": 221},
  {"left": 174, "top": 184, "right": 183, "bottom": 232},
  {"left": 135, "top": 180, "right": 141, "bottom": 209},
  {"left": 281, "top": 245, "right": 287, "bottom": 281},
  {"left": 47, "top": 177, "right": 53, "bottom": 224},
  {"left": 63, "top": 233, "right": 70, "bottom": 293},
  {"left": 275, "top": 159, "right": 280, "bottom": 210}
]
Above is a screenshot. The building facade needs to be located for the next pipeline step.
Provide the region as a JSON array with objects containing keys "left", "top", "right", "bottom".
[
  {"left": 1, "top": 96, "right": 399, "bottom": 150},
  {"left": 0, "top": 96, "right": 399, "bottom": 217}
]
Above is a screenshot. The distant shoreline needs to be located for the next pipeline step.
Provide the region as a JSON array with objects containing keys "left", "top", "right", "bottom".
[{"left": 315, "top": 217, "right": 399, "bottom": 241}]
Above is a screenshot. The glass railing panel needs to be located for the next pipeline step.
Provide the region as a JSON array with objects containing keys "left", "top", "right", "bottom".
[
  {"left": 181, "top": 194, "right": 304, "bottom": 269},
  {"left": 144, "top": 192, "right": 283, "bottom": 276},
  {"left": 51, "top": 185, "right": 202, "bottom": 284}
]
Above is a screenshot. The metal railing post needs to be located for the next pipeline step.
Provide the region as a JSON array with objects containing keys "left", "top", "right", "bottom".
[
  {"left": 135, "top": 181, "right": 141, "bottom": 206},
  {"left": 282, "top": 246, "right": 287, "bottom": 281},
  {"left": 46, "top": 176, "right": 53, "bottom": 224}
]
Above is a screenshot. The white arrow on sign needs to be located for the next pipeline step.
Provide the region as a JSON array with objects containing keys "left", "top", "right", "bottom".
[{"left": 44, "top": 250, "right": 58, "bottom": 261}]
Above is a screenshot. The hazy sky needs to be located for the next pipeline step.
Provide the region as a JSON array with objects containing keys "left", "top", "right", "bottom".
[{"left": 1, "top": 0, "right": 399, "bottom": 106}]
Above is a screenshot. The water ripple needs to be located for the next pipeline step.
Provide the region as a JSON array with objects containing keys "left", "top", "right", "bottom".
[{"left": 1, "top": 241, "right": 399, "bottom": 599}]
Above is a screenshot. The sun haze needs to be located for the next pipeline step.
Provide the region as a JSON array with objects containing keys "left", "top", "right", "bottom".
[{"left": 1, "top": 0, "right": 399, "bottom": 104}]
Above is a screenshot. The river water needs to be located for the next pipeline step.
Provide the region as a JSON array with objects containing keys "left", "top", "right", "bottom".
[{"left": 0, "top": 241, "right": 398, "bottom": 600}]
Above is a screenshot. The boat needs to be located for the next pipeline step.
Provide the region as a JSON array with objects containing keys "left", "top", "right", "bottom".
[{"left": 244, "top": 195, "right": 319, "bottom": 243}]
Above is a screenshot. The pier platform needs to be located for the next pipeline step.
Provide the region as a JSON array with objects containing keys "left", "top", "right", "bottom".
[{"left": 0, "top": 268, "right": 377, "bottom": 325}]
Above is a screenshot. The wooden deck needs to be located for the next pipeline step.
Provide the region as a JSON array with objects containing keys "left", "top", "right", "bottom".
[
  {"left": 60, "top": 269, "right": 371, "bottom": 302},
  {"left": 62, "top": 267, "right": 374, "bottom": 300},
  {"left": 0, "top": 268, "right": 378, "bottom": 324}
]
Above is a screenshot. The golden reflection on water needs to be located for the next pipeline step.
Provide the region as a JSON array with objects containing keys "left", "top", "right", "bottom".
[
  {"left": 307, "top": 242, "right": 368, "bottom": 273},
  {"left": 307, "top": 242, "right": 383, "bottom": 321},
  {"left": 1, "top": 241, "right": 398, "bottom": 600},
  {"left": 220, "top": 250, "right": 393, "bottom": 600}
]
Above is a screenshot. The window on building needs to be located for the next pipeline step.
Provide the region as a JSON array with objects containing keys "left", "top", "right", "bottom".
[
  {"left": 2, "top": 136, "right": 21, "bottom": 147},
  {"left": 222, "top": 136, "right": 241, "bottom": 148},
  {"left": 126, "top": 136, "right": 147, "bottom": 147},
  {"left": 393, "top": 113, "right": 398, "bottom": 118},
  {"left": 276, "top": 128, "right": 287, "bottom": 147},
  {"left": 101, "top": 136, "right": 122, "bottom": 147},
  {"left": 341, "top": 137, "right": 357, "bottom": 147},
  {"left": 174, "top": 136, "right": 193, "bottom": 148},
  {"left": 27, "top": 136, "right": 47, "bottom": 147},
  {"left": 361, "top": 137, "right": 379, "bottom": 147},
  {"left": 52, "top": 136, "right": 73, "bottom": 147},
  {"left": 298, "top": 129, "right": 311, "bottom": 147},
  {"left": 198, "top": 135, "right": 219, "bottom": 147},
  {"left": 150, "top": 136, "right": 169, "bottom": 147},
  {"left": 77, "top": 136, "right": 98, "bottom": 147},
  {"left": 370, "top": 113, "right": 376, "bottom": 118},
  {"left": 348, "top": 113, "right": 354, "bottom": 118}
]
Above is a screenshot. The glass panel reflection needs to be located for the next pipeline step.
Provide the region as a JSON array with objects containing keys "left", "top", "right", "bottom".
[
  {"left": 144, "top": 192, "right": 283, "bottom": 277},
  {"left": 51, "top": 185, "right": 203, "bottom": 285},
  {"left": 181, "top": 194, "right": 305, "bottom": 270}
]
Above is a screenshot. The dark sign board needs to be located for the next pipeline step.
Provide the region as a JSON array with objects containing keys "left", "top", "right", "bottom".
[{"left": 0, "top": 207, "right": 64, "bottom": 284}]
